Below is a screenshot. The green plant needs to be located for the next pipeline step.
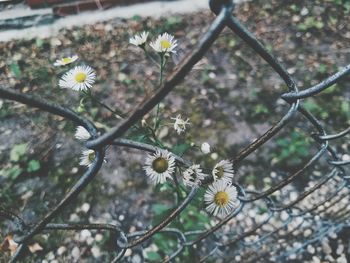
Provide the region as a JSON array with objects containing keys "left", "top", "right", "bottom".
[
  {"left": 303, "top": 100, "right": 329, "bottom": 119},
  {"left": 273, "top": 131, "right": 311, "bottom": 167},
  {"left": 146, "top": 192, "right": 210, "bottom": 262},
  {"left": 297, "top": 17, "right": 324, "bottom": 31},
  {"left": 1, "top": 143, "right": 41, "bottom": 180}
]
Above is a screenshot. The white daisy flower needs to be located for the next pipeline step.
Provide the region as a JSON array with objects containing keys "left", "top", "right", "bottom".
[
  {"left": 183, "top": 164, "right": 205, "bottom": 187},
  {"left": 75, "top": 126, "right": 91, "bottom": 141},
  {"left": 59, "top": 65, "right": 96, "bottom": 91},
  {"left": 150, "top": 33, "right": 178, "bottom": 54},
  {"left": 79, "top": 149, "right": 96, "bottom": 167},
  {"left": 129, "top": 31, "right": 149, "bottom": 47},
  {"left": 212, "top": 160, "right": 234, "bottom": 183},
  {"left": 171, "top": 114, "right": 190, "bottom": 135},
  {"left": 143, "top": 149, "right": 176, "bottom": 185},
  {"left": 205, "top": 180, "right": 239, "bottom": 217},
  {"left": 201, "top": 142, "right": 211, "bottom": 154},
  {"left": 54, "top": 55, "right": 78, "bottom": 66}
]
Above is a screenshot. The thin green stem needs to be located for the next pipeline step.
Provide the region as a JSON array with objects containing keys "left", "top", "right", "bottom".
[
  {"left": 144, "top": 122, "right": 162, "bottom": 146},
  {"left": 82, "top": 90, "right": 125, "bottom": 119},
  {"left": 153, "top": 55, "right": 165, "bottom": 131},
  {"left": 173, "top": 168, "right": 184, "bottom": 205},
  {"left": 143, "top": 47, "right": 160, "bottom": 67}
]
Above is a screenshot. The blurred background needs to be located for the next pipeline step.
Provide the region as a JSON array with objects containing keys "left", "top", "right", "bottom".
[{"left": 0, "top": 0, "right": 349, "bottom": 262}]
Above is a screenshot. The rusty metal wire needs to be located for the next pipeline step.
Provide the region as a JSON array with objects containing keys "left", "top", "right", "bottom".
[{"left": 0, "top": 0, "right": 349, "bottom": 262}]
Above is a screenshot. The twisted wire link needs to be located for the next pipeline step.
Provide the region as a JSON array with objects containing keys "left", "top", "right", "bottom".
[{"left": 0, "top": 0, "right": 349, "bottom": 262}]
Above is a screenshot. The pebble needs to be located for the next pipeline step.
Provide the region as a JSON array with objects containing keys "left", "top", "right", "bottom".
[
  {"left": 280, "top": 211, "right": 289, "bottom": 221},
  {"left": 304, "top": 229, "right": 312, "bottom": 237},
  {"left": 125, "top": 249, "right": 132, "bottom": 257},
  {"left": 91, "top": 246, "right": 101, "bottom": 258},
  {"left": 248, "top": 209, "right": 256, "bottom": 218},
  {"left": 131, "top": 254, "right": 142, "bottom": 263},
  {"left": 101, "top": 213, "right": 112, "bottom": 220},
  {"left": 337, "top": 255, "right": 347, "bottom": 263},
  {"left": 95, "top": 233, "right": 103, "bottom": 242},
  {"left": 307, "top": 245, "right": 315, "bottom": 254},
  {"left": 342, "top": 154, "right": 350, "bottom": 161},
  {"left": 80, "top": 230, "right": 92, "bottom": 241},
  {"left": 325, "top": 255, "right": 335, "bottom": 262},
  {"left": 71, "top": 167, "right": 79, "bottom": 174},
  {"left": 210, "top": 152, "right": 218, "bottom": 160},
  {"left": 329, "top": 230, "right": 338, "bottom": 239},
  {"left": 208, "top": 72, "right": 216, "bottom": 79},
  {"left": 71, "top": 246, "right": 80, "bottom": 260},
  {"left": 203, "top": 119, "right": 211, "bottom": 127},
  {"left": 46, "top": 252, "right": 55, "bottom": 260},
  {"left": 57, "top": 246, "right": 67, "bottom": 256},
  {"left": 289, "top": 191, "right": 298, "bottom": 201},
  {"left": 69, "top": 213, "right": 79, "bottom": 221},
  {"left": 104, "top": 24, "right": 113, "bottom": 31},
  {"left": 81, "top": 203, "right": 91, "bottom": 213},
  {"left": 86, "top": 236, "right": 94, "bottom": 245},
  {"left": 337, "top": 244, "right": 344, "bottom": 255},
  {"left": 322, "top": 241, "right": 332, "bottom": 255},
  {"left": 292, "top": 15, "right": 300, "bottom": 22}
]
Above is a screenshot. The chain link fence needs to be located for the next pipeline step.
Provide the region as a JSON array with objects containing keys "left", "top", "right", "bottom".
[{"left": 0, "top": 0, "right": 349, "bottom": 262}]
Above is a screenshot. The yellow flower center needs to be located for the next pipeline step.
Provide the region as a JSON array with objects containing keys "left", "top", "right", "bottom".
[
  {"left": 216, "top": 166, "right": 225, "bottom": 179},
  {"left": 88, "top": 151, "right": 95, "bottom": 162},
  {"left": 62, "top": 58, "right": 72, "bottom": 63},
  {"left": 75, "top": 72, "right": 87, "bottom": 83},
  {"left": 152, "top": 157, "right": 168, "bottom": 173},
  {"left": 160, "top": 40, "right": 171, "bottom": 49},
  {"left": 214, "top": 191, "right": 229, "bottom": 207}
]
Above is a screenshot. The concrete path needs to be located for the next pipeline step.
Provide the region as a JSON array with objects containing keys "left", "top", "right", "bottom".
[{"left": 0, "top": 0, "right": 209, "bottom": 42}]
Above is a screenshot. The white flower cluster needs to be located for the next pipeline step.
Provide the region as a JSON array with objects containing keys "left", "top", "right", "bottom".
[
  {"left": 59, "top": 65, "right": 96, "bottom": 92},
  {"left": 204, "top": 159, "right": 238, "bottom": 218},
  {"left": 143, "top": 149, "right": 176, "bottom": 185},
  {"left": 142, "top": 143, "right": 238, "bottom": 217},
  {"left": 54, "top": 55, "right": 98, "bottom": 167},
  {"left": 171, "top": 114, "right": 190, "bottom": 135},
  {"left": 55, "top": 54, "right": 96, "bottom": 92},
  {"left": 130, "top": 31, "right": 178, "bottom": 55}
]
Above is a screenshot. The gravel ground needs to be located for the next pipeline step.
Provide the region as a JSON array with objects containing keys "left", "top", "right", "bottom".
[{"left": 0, "top": 0, "right": 349, "bottom": 262}]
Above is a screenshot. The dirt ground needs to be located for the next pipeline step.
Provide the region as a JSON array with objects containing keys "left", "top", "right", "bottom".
[{"left": 0, "top": 0, "right": 349, "bottom": 262}]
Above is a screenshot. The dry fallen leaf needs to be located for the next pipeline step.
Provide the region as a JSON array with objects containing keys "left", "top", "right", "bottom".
[
  {"left": 0, "top": 235, "right": 19, "bottom": 255},
  {"left": 28, "top": 242, "right": 43, "bottom": 254}
]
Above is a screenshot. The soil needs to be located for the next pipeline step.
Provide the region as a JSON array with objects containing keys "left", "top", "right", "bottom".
[{"left": 0, "top": 0, "right": 349, "bottom": 262}]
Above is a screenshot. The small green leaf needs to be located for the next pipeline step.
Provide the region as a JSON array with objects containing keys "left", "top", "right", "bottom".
[
  {"left": 152, "top": 204, "right": 170, "bottom": 216},
  {"left": 146, "top": 251, "right": 162, "bottom": 261},
  {"left": 171, "top": 143, "right": 190, "bottom": 156},
  {"left": 318, "top": 64, "right": 328, "bottom": 74},
  {"left": 132, "top": 15, "right": 142, "bottom": 21},
  {"left": 6, "top": 165, "right": 23, "bottom": 180},
  {"left": 10, "top": 143, "right": 28, "bottom": 162},
  {"left": 27, "top": 160, "right": 41, "bottom": 172},
  {"left": 36, "top": 38, "right": 44, "bottom": 48},
  {"left": 10, "top": 62, "right": 21, "bottom": 78}
]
